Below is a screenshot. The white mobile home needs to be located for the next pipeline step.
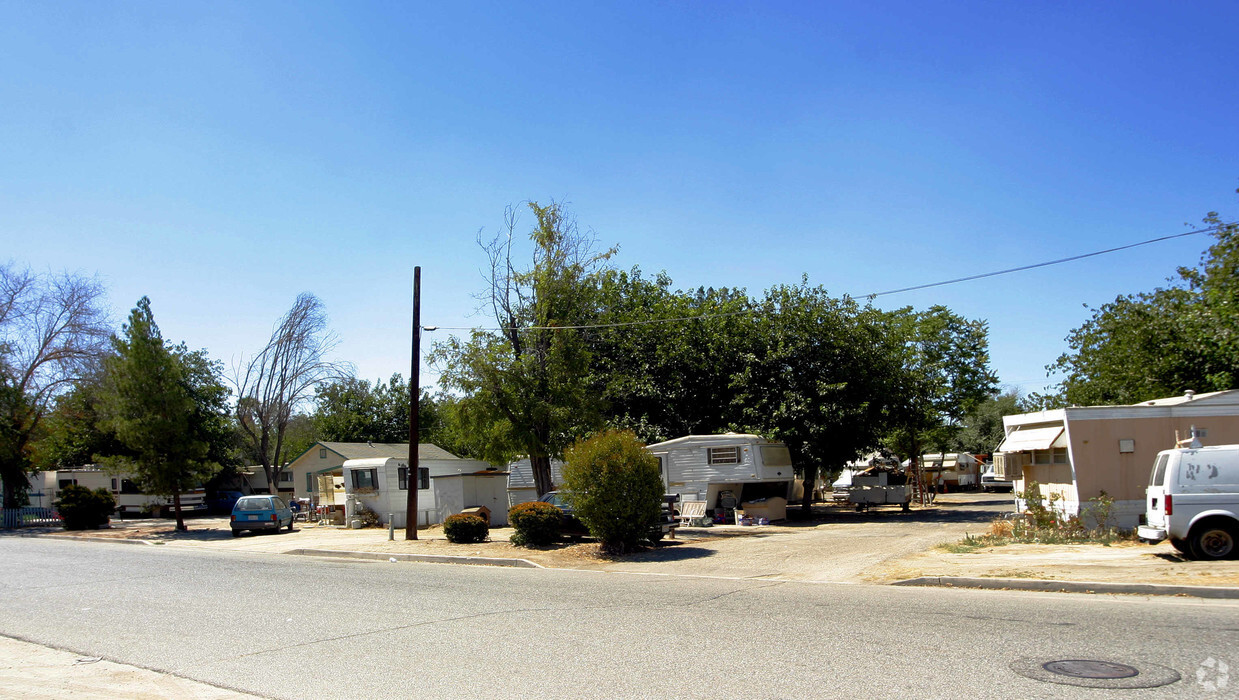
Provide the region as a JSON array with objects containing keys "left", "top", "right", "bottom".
[
  {"left": 38, "top": 467, "right": 207, "bottom": 515},
  {"left": 505, "top": 457, "right": 564, "bottom": 507},
  {"left": 646, "top": 433, "right": 795, "bottom": 518},
  {"left": 342, "top": 455, "right": 501, "bottom": 529}
]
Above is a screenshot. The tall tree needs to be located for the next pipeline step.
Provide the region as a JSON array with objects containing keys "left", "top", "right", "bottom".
[
  {"left": 1047, "top": 209, "right": 1239, "bottom": 405},
  {"left": 432, "top": 202, "right": 614, "bottom": 496},
  {"left": 98, "top": 298, "right": 232, "bottom": 530},
  {"left": 734, "top": 283, "right": 907, "bottom": 511},
  {"left": 886, "top": 305, "right": 997, "bottom": 487},
  {"left": 0, "top": 264, "right": 110, "bottom": 508},
  {"left": 234, "top": 293, "right": 347, "bottom": 494}
]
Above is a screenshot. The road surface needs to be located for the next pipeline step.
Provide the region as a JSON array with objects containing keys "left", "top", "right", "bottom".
[{"left": 2, "top": 537, "right": 1237, "bottom": 698}]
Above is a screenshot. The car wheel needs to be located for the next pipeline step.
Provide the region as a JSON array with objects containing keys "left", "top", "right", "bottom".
[
  {"left": 287, "top": 517, "right": 294, "bottom": 532},
  {"left": 1188, "top": 521, "right": 1238, "bottom": 560},
  {"left": 231, "top": 529, "right": 240, "bottom": 538},
  {"left": 1169, "top": 537, "right": 1189, "bottom": 554}
]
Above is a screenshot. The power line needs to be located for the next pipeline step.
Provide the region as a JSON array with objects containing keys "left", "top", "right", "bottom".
[
  {"left": 858, "top": 222, "right": 1228, "bottom": 300},
  {"left": 425, "top": 221, "right": 1233, "bottom": 333}
]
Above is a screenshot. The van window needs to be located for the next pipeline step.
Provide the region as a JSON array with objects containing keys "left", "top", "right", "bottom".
[
  {"left": 1180, "top": 453, "right": 1239, "bottom": 487},
  {"left": 1151, "top": 454, "right": 1168, "bottom": 487}
]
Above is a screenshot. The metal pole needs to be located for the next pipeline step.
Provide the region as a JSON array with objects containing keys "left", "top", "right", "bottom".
[{"left": 405, "top": 267, "right": 421, "bottom": 540}]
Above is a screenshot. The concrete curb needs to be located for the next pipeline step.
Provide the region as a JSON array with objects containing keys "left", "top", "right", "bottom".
[
  {"left": 284, "top": 548, "right": 542, "bottom": 568},
  {"left": 2, "top": 531, "right": 157, "bottom": 545},
  {"left": 892, "top": 576, "right": 1239, "bottom": 599}
]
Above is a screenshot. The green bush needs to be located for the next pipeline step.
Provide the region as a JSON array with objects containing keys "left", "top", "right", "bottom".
[
  {"left": 55, "top": 484, "right": 115, "bottom": 530},
  {"left": 443, "top": 513, "right": 489, "bottom": 543},
  {"left": 508, "top": 501, "right": 561, "bottom": 546},
  {"left": 562, "top": 429, "right": 664, "bottom": 554}
]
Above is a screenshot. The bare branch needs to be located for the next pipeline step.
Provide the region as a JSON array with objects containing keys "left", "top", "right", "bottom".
[{"left": 231, "top": 293, "right": 352, "bottom": 484}]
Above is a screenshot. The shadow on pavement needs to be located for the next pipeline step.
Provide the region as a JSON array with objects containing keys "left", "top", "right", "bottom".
[{"left": 625, "top": 543, "right": 717, "bottom": 562}]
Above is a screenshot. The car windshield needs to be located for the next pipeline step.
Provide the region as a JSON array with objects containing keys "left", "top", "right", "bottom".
[{"left": 236, "top": 498, "right": 272, "bottom": 511}]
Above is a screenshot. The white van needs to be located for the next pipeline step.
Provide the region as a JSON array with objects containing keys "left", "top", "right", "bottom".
[{"left": 1136, "top": 445, "right": 1239, "bottom": 560}]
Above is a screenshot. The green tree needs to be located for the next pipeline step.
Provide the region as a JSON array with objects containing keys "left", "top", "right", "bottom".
[
  {"left": 1047, "top": 209, "right": 1239, "bottom": 405},
  {"left": 586, "top": 267, "right": 753, "bottom": 442},
  {"left": 886, "top": 305, "right": 997, "bottom": 481},
  {"left": 432, "top": 202, "right": 614, "bottom": 495},
  {"left": 954, "top": 389, "right": 1022, "bottom": 454},
  {"left": 313, "top": 374, "right": 445, "bottom": 446},
  {"left": 35, "top": 368, "right": 127, "bottom": 469},
  {"left": 98, "top": 298, "right": 232, "bottom": 531},
  {"left": 561, "top": 429, "right": 663, "bottom": 553},
  {"left": 734, "top": 283, "right": 908, "bottom": 511},
  {"left": 0, "top": 264, "right": 110, "bottom": 508}
]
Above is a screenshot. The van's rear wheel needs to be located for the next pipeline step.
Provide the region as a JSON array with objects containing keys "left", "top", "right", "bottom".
[
  {"left": 1169, "top": 537, "right": 1189, "bottom": 554},
  {"left": 1188, "top": 521, "right": 1238, "bottom": 560}
]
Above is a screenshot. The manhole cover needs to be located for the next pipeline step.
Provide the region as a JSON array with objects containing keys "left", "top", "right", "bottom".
[
  {"left": 1043, "top": 660, "right": 1139, "bottom": 679},
  {"left": 1011, "top": 657, "right": 1181, "bottom": 689}
]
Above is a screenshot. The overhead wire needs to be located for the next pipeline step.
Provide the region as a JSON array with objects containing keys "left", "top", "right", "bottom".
[{"left": 423, "top": 221, "right": 1234, "bottom": 333}]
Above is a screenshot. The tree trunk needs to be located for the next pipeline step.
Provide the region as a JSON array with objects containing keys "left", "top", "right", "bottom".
[
  {"left": 531, "top": 454, "right": 554, "bottom": 497},
  {"left": 800, "top": 463, "right": 818, "bottom": 514},
  {"left": 173, "top": 491, "right": 186, "bottom": 531},
  {"left": 910, "top": 433, "right": 923, "bottom": 506}
]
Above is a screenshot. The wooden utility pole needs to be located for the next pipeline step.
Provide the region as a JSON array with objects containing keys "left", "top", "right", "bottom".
[{"left": 405, "top": 266, "right": 421, "bottom": 540}]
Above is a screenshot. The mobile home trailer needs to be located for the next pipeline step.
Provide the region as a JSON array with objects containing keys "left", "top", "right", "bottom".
[
  {"left": 646, "top": 433, "right": 794, "bottom": 520},
  {"left": 505, "top": 457, "right": 564, "bottom": 507},
  {"left": 40, "top": 467, "right": 207, "bottom": 515}
]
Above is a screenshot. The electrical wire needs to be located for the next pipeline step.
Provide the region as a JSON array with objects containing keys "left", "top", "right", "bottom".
[{"left": 424, "top": 221, "right": 1234, "bottom": 333}]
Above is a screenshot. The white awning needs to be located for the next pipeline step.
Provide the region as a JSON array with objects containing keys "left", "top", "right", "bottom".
[{"left": 998, "top": 426, "right": 1064, "bottom": 452}]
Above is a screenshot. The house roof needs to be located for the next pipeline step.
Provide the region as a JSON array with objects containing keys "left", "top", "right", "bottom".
[{"left": 305, "top": 441, "right": 461, "bottom": 463}]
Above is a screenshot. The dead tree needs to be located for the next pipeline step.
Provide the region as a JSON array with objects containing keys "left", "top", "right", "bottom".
[{"left": 234, "top": 293, "right": 348, "bottom": 494}]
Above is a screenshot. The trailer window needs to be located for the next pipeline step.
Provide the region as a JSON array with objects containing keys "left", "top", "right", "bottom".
[
  {"left": 760, "top": 445, "right": 791, "bottom": 467},
  {"left": 351, "top": 469, "right": 376, "bottom": 489},
  {"left": 708, "top": 447, "right": 740, "bottom": 465},
  {"left": 120, "top": 479, "right": 142, "bottom": 495}
]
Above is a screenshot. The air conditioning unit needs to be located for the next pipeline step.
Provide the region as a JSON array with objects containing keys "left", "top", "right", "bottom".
[{"left": 993, "top": 452, "right": 1028, "bottom": 479}]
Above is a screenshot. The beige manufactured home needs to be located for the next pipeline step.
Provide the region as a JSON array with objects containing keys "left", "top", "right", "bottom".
[{"left": 994, "top": 390, "right": 1239, "bottom": 528}]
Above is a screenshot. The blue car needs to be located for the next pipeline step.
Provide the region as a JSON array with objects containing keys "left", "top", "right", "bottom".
[{"left": 230, "top": 495, "right": 294, "bottom": 536}]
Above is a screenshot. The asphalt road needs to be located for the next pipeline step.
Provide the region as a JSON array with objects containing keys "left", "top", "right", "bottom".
[{"left": 2, "top": 537, "right": 1238, "bottom": 699}]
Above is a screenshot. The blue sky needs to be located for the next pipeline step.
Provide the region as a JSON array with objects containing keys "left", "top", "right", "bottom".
[{"left": 3, "top": 1, "right": 1237, "bottom": 398}]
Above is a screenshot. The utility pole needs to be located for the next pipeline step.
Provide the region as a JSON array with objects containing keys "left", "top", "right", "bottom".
[{"left": 405, "top": 266, "right": 421, "bottom": 540}]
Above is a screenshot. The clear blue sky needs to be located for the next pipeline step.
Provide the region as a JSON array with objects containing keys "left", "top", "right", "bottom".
[{"left": 3, "top": 1, "right": 1237, "bottom": 398}]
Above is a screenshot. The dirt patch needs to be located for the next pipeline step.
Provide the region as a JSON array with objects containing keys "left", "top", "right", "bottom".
[{"left": 866, "top": 540, "right": 1239, "bottom": 587}]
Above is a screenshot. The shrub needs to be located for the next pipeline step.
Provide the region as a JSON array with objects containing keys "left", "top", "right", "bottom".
[
  {"left": 356, "top": 505, "right": 381, "bottom": 528},
  {"left": 55, "top": 484, "right": 115, "bottom": 530},
  {"left": 562, "top": 430, "right": 664, "bottom": 554},
  {"left": 444, "top": 514, "right": 489, "bottom": 543},
  {"left": 508, "top": 501, "right": 561, "bottom": 546}
]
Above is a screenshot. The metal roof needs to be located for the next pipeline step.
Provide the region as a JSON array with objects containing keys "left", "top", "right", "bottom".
[{"left": 316, "top": 441, "right": 461, "bottom": 462}]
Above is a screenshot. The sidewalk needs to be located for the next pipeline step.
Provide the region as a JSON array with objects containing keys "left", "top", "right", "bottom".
[{"left": 0, "top": 635, "right": 262, "bottom": 699}]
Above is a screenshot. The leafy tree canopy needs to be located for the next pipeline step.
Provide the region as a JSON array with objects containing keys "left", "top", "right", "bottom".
[
  {"left": 1046, "top": 207, "right": 1239, "bottom": 406},
  {"left": 97, "top": 297, "right": 233, "bottom": 530}
]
